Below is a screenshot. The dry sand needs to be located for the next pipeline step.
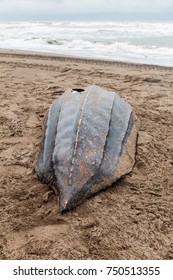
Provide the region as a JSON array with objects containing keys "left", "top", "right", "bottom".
[{"left": 0, "top": 50, "right": 173, "bottom": 260}]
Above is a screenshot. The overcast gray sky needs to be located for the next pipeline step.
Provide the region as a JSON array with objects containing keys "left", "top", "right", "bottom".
[{"left": 0, "top": 0, "right": 172, "bottom": 21}]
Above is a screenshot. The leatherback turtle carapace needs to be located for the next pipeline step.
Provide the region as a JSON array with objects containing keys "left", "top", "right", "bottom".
[{"left": 36, "top": 85, "right": 139, "bottom": 211}]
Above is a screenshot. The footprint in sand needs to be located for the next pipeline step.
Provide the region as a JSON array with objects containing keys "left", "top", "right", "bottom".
[{"left": 5, "top": 222, "right": 69, "bottom": 256}]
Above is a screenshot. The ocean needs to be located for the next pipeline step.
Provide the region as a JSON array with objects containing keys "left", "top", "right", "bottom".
[{"left": 0, "top": 21, "right": 173, "bottom": 66}]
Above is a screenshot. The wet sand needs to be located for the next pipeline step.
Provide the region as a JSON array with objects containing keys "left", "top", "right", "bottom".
[{"left": 0, "top": 50, "right": 173, "bottom": 259}]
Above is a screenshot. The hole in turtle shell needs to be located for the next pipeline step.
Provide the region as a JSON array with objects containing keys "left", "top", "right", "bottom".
[{"left": 72, "top": 88, "right": 84, "bottom": 93}]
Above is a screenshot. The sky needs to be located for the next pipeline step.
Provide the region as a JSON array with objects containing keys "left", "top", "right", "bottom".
[{"left": 0, "top": 0, "right": 172, "bottom": 21}]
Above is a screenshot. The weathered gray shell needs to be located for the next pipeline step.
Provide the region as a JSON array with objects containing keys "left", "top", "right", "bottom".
[{"left": 36, "top": 85, "right": 139, "bottom": 211}]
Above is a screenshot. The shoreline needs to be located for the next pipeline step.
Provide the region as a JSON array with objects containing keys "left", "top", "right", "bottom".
[{"left": 0, "top": 48, "right": 173, "bottom": 71}]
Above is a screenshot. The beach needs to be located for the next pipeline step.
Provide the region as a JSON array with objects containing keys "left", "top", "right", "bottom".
[{"left": 0, "top": 49, "right": 173, "bottom": 260}]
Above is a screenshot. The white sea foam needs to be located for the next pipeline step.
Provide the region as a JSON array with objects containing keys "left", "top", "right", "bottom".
[{"left": 0, "top": 21, "right": 173, "bottom": 66}]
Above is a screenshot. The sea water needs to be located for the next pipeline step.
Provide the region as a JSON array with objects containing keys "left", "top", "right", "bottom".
[{"left": 0, "top": 21, "right": 173, "bottom": 66}]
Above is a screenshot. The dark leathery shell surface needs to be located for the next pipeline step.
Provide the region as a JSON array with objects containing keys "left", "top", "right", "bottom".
[{"left": 35, "top": 85, "right": 138, "bottom": 211}]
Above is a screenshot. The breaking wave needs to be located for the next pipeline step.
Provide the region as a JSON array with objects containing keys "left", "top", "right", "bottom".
[{"left": 0, "top": 21, "right": 173, "bottom": 66}]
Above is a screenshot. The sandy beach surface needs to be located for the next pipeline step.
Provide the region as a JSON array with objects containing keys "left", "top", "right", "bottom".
[{"left": 0, "top": 49, "right": 173, "bottom": 260}]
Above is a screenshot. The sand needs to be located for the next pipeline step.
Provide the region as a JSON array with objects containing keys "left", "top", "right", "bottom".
[{"left": 0, "top": 49, "right": 173, "bottom": 260}]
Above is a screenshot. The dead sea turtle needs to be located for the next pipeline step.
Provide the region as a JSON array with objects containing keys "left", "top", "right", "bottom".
[{"left": 36, "top": 85, "right": 139, "bottom": 211}]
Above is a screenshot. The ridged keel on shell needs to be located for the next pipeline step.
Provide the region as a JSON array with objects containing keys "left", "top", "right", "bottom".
[{"left": 36, "top": 85, "right": 139, "bottom": 211}]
